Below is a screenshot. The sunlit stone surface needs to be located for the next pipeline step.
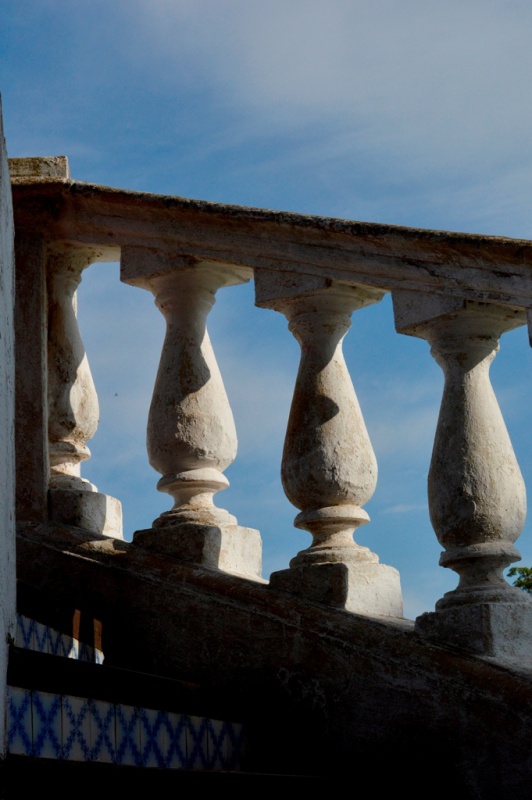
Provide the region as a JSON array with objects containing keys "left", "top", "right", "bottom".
[
  {"left": 394, "top": 291, "right": 532, "bottom": 657},
  {"left": 121, "top": 249, "right": 262, "bottom": 580},
  {"left": 257, "top": 271, "right": 402, "bottom": 615}
]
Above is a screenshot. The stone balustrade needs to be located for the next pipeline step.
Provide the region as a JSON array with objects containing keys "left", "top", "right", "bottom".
[{"left": 9, "top": 156, "right": 532, "bottom": 658}]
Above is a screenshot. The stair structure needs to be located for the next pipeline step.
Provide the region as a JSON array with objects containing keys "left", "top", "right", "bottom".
[{"left": 1, "top": 107, "right": 532, "bottom": 796}]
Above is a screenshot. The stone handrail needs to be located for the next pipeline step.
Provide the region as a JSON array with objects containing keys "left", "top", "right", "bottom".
[{"left": 10, "top": 156, "right": 532, "bottom": 659}]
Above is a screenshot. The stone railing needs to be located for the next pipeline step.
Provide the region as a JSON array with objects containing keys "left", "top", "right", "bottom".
[{"left": 10, "top": 156, "right": 532, "bottom": 660}]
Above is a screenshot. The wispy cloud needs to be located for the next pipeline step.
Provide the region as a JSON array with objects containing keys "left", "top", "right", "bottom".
[
  {"left": 381, "top": 503, "right": 427, "bottom": 515},
  {"left": 124, "top": 1, "right": 532, "bottom": 210}
]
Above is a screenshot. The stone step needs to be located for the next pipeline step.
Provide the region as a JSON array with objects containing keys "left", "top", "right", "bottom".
[{"left": 2, "top": 756, "right": 319, "bottom": 788}]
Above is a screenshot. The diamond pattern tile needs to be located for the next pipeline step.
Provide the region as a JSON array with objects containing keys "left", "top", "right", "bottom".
[
  {"left": 164, "top": 711, "right": 188, "bottom": 769},
  {"left": 89, "top": 699, "right": 116, "bottom": 763},
  {"left": 7, "top": 687, "right": 32, "bottom": 756},
  {"left": 226, "top": 721, "right": 246, "bottom": 770},
  {"left": 49, "top": 628, "right": 75, "bottom": 659},
  {"left": 6, "top": 687, "right": 246, "bottom": 771},
  {"left": 32, "top": 691, "right": 62, "bottom": 759},
  {"left": 33, "top": 622, "right": 51, "bottom": 655},
  {"left": 115, "top": 704, "right": 141, "bottom": 767},
  {"left": 187, "top": 715, "right": 209, "bottom": 770},
  {"left": 15, "top": 615, "right": 35, "bottom": 650},
  {"left": 16, "top": 615, "right": 97, "bottom": 663},
  {"left": 62, "top": 695, "right": 91, "bottom": 761},
  {"left": 78, "top": 642, "right": 96, "bottom": 663},
  {"left": 206, "top": 718, "right": 227, "bottom": 769},
  {"left": 139, "top": 707, "right": 167, "bottom": 768}
]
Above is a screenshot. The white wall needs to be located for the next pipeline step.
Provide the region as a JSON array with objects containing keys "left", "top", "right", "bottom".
[{"left": 0, "top": 95, "right": 17, "bottom": 756}]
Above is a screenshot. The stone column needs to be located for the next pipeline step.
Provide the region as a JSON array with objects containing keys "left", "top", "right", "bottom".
[
  {"left": 121, "top": 248, "right": 262, "bottom": 579},
  {"left": 393, "top": 291, "right": 532, "bottom": 658},
  {"left": 256, "top": 271, "right": 402, "bottom": 615},
  {"left": 47, "top": 246, "right": 123, "bottom": 538}
]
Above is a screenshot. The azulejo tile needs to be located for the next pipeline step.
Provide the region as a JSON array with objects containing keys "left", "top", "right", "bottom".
[
  {"left": 89, "top": 699, "right": 116, "bottom": 763},
  {"left": 163, "top": 711, "right": 188, "bottom": 769},
  {"left": 186, "top": 715, "right": 209, "bottom": 770},
  {"left": 32, "top": 691, "right": 62, "bottom": 759},
  {"left": 49, "top": 629, "right": 74, "bottom": 659},
  {"left": 78, "top": 642, "right": 96, "bottom": 663},
  {"left": 6, "top": 683, "right": 247, "bottom": 773},
  {"left": 7, "top": 686, "right": 33, "bottom": 756},
  {"left": 15, "top": 614, "right": 105, "bottom": 663},
  {"left": 206, "top": 719, "right": 228, "bottom": 770},
  {"left": 139, "top": 708, "right": 167, "bottom": 768},
  {"left": 226, "top": 721, "right": 246, "bottom": 770},
  {"left": 15, "top": 615, "right": 35, "bottom": 650},
  {"left": 68, "top": 638, "right": 80, "bottom": 660},
  {"left": 115, "top": 704, "right": 141, "bottom": 767},
  {"left": 33, "top": 622, "right": 52, "bottom": 655},
  {"left": 62, "top": 695, "right": 91, "bottom": 761}
]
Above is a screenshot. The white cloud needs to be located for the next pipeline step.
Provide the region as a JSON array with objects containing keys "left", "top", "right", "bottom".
[
  {"left": 8, "top": 1, "right": 532, "bottom": 233},
  {"left": 381, "top": 503, "right": 427, "bottom": 515},
  {"left": 125, "top": 0, "right": 532, "bottom": 179}
]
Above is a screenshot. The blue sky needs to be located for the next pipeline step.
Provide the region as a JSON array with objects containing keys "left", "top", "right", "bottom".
[{"left": 2, "top": 0, "right": 532, "bottom": 618}]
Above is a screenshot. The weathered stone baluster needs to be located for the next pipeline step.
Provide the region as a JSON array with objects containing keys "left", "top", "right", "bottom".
[
  {"left": 47, "top": 247, "right": 123, "bottom": 538},
  {"left": 121, "top": 249, "right": 262, "bottom": 579},
  {"left": 393, "top": 291, "right": 532, "bottom": 657},
  {"left": 256, "top": 271, "right": 402, "bottom": 615}
]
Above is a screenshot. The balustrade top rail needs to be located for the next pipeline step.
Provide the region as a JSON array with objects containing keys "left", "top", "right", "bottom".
[{"left": 9, "top": 156, "right": 532, "bottom": 308}]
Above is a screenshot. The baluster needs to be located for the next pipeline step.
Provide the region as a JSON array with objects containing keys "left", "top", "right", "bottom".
[
  {"left": 256, "top": 271, "right": 403, "bottom": 615},
  {"left": 47, "top": 246, "right": 123, "bottom": 538},
  {"left": 393, "top": 291, "right": 532, "bottom": 657},
  {"left": 121, "top": 248, "right": 262, "bottom": 579}
]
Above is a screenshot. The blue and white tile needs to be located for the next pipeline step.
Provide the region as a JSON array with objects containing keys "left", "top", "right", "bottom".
[
  {"left": 7, "top": 686, "right": 33, "bottom": 756},
  {"left": 7, "top": 674, "right": 246, "bottom": 772},
  {"left": 164, "top": 711, "right": 188, "bottom": 769},
  {"left": 62, "top": 695, "right": 91, "bottom": 761},
  {"left": 32, "top": 691, "right": 62, "bottom": 759},
  {"left": 115, "top": 704, "right": 141, "bottom": 767},
  {"left": 89, "top": 699, "right": 116, "bottom": 763},
  {"left": 68, "top": 638, "right": 80, "bottom": 660},
  {"left": 78, "top": 641, "right": 96, "bottom": 663},
  {"left": 186, "top": 715, "right": 209, "bottom": 770},
  {"left": 49, "top": 629, "right": 74, "bottom": 659},
  {"left": 206, "top": 719, "right": 228, "bottom": 770},
  {"left": 15, "top": 615, "right": 35, "bottom": 650},
  {"left": 139, "top": 708, "right": 167, "bottom": 768},
  {"left": 226, "top": 721, "right": 246, "bottom": 770},
  {"left": 33, "top": 622, "right": 52, "bottom": 655},
  {"left": 15, "top": 614, "right": 105, "bottom": 664}
]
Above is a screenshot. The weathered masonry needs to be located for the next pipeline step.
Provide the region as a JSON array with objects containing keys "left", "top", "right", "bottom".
[{"left": 2, "top": 144, "right": 532, "bottom": 793}]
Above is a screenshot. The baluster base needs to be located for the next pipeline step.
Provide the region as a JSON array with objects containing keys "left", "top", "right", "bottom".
[
  {"left": 48, "top": 488, "right": 123, "bottom": 539},
  {"left": 132, "top": 523, "right": 263, "bottom": 580},
  {"left": 415, "top": 597, "right": 532, "bottom": 659},
  {"left": 269, "top": 560, "right": 403, "bottom": 617}
]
